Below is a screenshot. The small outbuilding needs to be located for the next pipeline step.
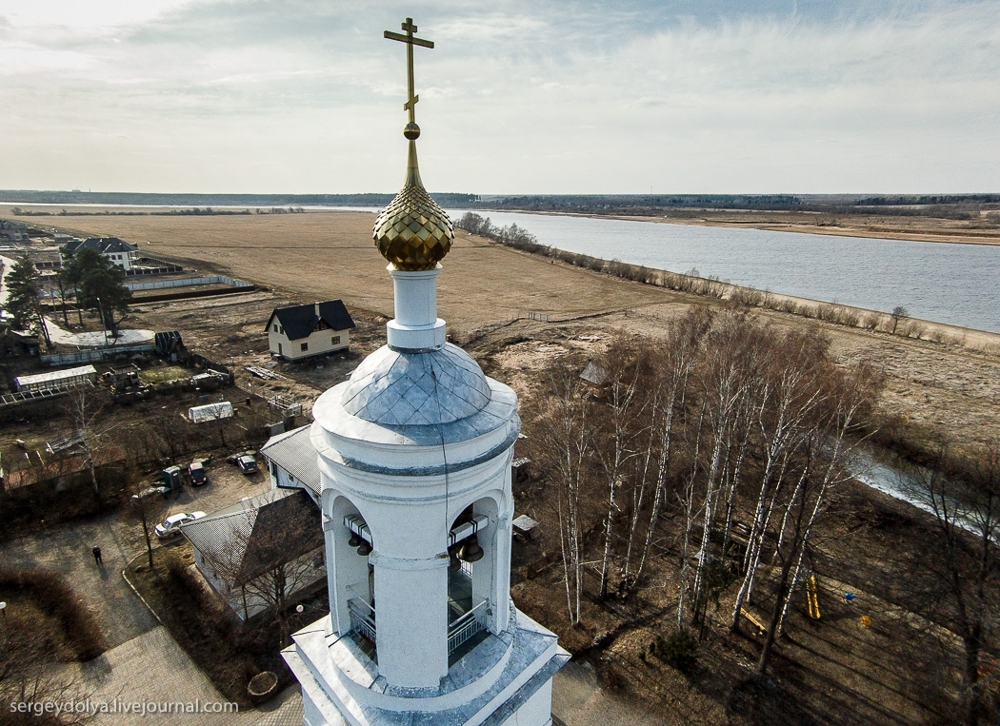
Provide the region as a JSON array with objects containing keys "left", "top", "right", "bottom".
[
  {"left": 188, "top": 401, "right": 233, "bottom": 423},
  {"left": 14, "top": 365, "right": 97, "bottom": 393},
  {"left": 265, "top": 300, "right": 355, "bottom": 361},
  {"left": 260, "top": 424, "right": 320, "bottom": 503}
]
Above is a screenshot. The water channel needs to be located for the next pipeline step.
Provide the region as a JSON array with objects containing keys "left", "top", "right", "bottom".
[{"left": 449, "top": 210, "right": 1000, "bottom": 335}]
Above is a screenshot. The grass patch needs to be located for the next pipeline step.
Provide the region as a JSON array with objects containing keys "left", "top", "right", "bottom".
[{"left": 138, "top": 365, "right": 191, "bottom": 384}]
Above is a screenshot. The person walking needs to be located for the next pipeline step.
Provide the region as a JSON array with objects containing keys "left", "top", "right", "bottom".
[{"left": 92, "top": 546, "right": 103, "bottom": 566}]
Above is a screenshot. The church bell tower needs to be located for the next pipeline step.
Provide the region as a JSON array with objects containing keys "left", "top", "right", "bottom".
[{"left": 282, "top": 17, "right": 568, "bottom": 726}]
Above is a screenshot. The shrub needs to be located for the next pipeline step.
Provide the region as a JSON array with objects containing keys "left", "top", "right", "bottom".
[
  {"left": 657, "top": 628, "right": 699, "bottom": 674},
  {"left": 861, "top": 313, "right": 881, "bottom": 331},
  {"left": 0, "top": 566, "right": 106, "bottom": 660},
  {"left": 729, "top": 288, "right": 764, "bottom": 308}
]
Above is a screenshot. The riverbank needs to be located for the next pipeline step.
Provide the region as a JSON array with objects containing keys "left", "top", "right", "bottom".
[
  {"left": 480, "top": 207, "right": 1000, "bottom": 247},
  {"left": 5, "top": 206, "right": 999, "bottom": 723}
]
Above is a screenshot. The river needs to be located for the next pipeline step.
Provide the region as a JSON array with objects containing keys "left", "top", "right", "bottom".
[{"left": 449, "top": 210, "right": 1000, "bottom": 335}]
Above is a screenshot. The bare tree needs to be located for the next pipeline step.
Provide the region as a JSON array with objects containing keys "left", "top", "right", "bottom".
[
  {"left": 123, "top": 471, "right": 168, "bottom": 570},
  {"left": 529, "top": 366, "right": 592, "bottom": 626},
  {"left": 890, "top": 305, "right": 909, "bottom": 335},
  {"left": 628, "top": 309, "right": 710, "bottom": 599},
  {"left": 62, "top": 385, "right": 112, "bottom": 495},
  {"left": 904, "top": 440, "right": 1000, "bottom": 725},
  {"left": 592, "top": 336, "right": 649, "bottom": 600}
]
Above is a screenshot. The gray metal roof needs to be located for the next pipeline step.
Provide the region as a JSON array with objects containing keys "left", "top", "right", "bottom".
[
  {"left": 14, "top": 365, "right": 96, "bottom": 387},
  {"left": 341, "top": 344, "right": 492, "bottom": 426},
  {"left": 260, "top": 425, "right": 320, "bottom": 495},
  {"left": 64, "top": 237, "right": 138, "bottom": 254},
  {"left": 181, "top": 488, "right": 322, "bottom": 581}
]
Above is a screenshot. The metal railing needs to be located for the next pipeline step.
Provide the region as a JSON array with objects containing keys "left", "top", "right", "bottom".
[
  {"left": 345, "top": 592, "right": 491, "bottom": 659},
  {"left": 448, "top": 600, "right": 488, "bottom": 654},
  {"left": 347, "top": 598, "right": 377, "bottom": 645}
]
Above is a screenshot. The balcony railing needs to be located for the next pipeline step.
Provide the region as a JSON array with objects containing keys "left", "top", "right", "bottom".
[
  {"left": 346, "top": 596, "right": 489, "bottom": 660},
  {"left": 347, "top": 598, "right": 377, "bottom": 645},
  {"left": 447, "top": 600, "right": 488, "bottom": 654}
]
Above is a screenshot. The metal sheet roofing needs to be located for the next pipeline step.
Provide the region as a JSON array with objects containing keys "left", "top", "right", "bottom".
[
  {"left": 341, "top": 344, "right": 492, "bottom": 426},
  {"left": 260, "top": 425, "right": 320, "bottom": 495},
  {"left": 14, "top": 365, "right": 96, "bottom": 387},
  {"left": 181, "top": 488, "right": 322, "bottom": 582}
]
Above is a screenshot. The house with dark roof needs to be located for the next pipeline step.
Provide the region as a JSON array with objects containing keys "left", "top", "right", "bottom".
[
  {"left": 265, "top": 300, "right": 355, "bottom": 361},
  {"left": 180, "top": 488, "right": 325, "bottom": 620},
  {"left": 61, "top": 237, "right": 139, "bottom": 271}
]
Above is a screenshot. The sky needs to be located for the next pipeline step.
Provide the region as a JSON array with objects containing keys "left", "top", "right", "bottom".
[{"left": 0, "top": 0, "right": 998, "bottom": 195}]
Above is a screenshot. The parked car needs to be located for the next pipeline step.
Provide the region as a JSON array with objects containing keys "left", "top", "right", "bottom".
[
  {"left": 188, "top": 461, "right": 208, "bottom": 486},
  {"left": 136, "top": 485, "right": 170, "bottom": 500},
  {"left": 236, "top": 454, "right": 258, "bottom": 475},
  {"left": 154, "top": 511, "right": 206, "bottom": 539}
]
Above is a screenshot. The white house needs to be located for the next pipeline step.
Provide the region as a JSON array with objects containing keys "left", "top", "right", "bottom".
[
  {"left": 180, "top": 488, "right": 325, "bottom": 621},
  {"left": 265, "top": 300, "right": 355, "bottom": 361},
  {"left": 260, "top": 424, "right": 320, "bottom": 504},
  {"left": 61, "top": 237, "right": 139, "bottom": 271}
]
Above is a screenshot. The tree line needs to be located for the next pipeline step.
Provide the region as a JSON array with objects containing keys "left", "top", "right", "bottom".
[
  {"left": 525, "top": 310, "right": 881, "bottom": 674},
  {"left": 524, "top": 308, "right": 999, "bottom": 721}
]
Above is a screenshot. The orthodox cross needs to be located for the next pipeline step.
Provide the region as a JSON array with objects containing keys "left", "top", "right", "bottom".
[{"left": 384, "top": 17, "right": 434, "bottom": 125}]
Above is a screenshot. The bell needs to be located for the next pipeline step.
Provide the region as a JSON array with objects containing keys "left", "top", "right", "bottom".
[
  {"left": 459, "top": 535, "right": 484, "bottom": 563},
  {"left": 357, "top": 540, "right": 372, "bottom": 556},
  {"left": 449, "top": 547, "right": 462, "bottom": 573},
  {"left": 348, "top": 532, "right": 362, "bottom": 548}
]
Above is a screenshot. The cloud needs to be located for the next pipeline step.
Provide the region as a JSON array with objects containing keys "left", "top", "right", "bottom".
[{"left": 0, "top": 0, "right": 997, "bottom": 193}]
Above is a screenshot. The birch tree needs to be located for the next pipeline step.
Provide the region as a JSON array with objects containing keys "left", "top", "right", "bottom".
[
  {"left": 628, "top": 308, "right": 711, "bottom": 596},
  {"left": 530, "top": 366, "right": 593, "bottom": 625}
]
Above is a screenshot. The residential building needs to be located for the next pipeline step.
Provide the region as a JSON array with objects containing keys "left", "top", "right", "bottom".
[
  {"left": 260, "top": 424, "right": 320, "bottom": 504},
  {"left": 61, "top": 237, "right": 139, "bottom": 271},
  {"left": 264, "top": 300, "right": 355, "bottom": 361}
]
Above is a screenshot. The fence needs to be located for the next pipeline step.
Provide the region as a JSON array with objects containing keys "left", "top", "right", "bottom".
[
  {"left": 347, "top": 598, "right": 377, "bottom": 646},
  {"left": 447, "top": 600, "right": 489, "bottom": 655},
  {"left": 125, "top": 275, "right": 252, "bottom": 292},
  {"left": 126, "top": 257, "right": 183, "bottom": 276}
]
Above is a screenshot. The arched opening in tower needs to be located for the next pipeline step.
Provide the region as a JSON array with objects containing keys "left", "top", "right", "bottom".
[{"left": 446, "top": 499, "right": 498, "bottom": 664}]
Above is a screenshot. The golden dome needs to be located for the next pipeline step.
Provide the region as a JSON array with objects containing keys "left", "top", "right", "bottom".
[{"left": 373, "top": 140, "right": 454, "bottom": 271}]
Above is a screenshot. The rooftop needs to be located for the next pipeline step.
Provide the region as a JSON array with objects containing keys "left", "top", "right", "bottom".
[
  {"left": 341, "top": 344, "right": 491, "bottom": 427},
  {"left": 260, "top": 425, "right": 321, "bottom": 496},
  {"left": 266, "top": 300, "right": 355, "bottom": 341}
]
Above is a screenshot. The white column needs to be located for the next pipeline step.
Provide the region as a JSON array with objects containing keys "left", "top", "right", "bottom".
[
  {"left": 386, "top": 266, "right": 446, "bottom": 351},
  {"left": 372, "top": 552, "right": 449, "bottom": 688}
]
